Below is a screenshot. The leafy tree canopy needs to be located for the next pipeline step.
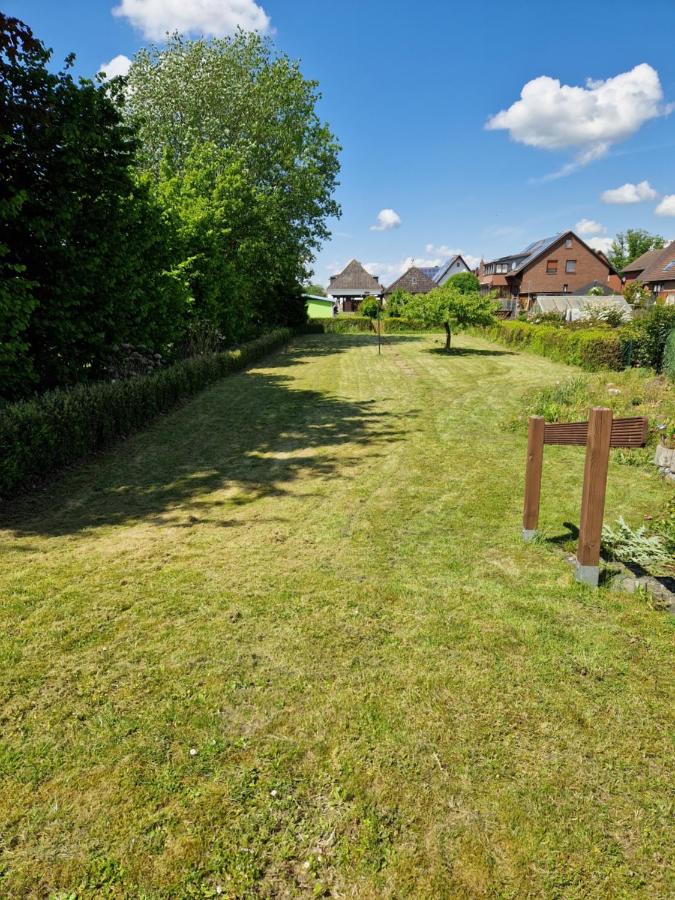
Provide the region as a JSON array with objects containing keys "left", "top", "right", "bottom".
[
  {"left": 608, "top": 229, "right": 666, "bottom": 271},
  {"left": 383, "top": 289, "right": 412, "bottom": 318},
  {"left": 446, "top": 271, "right": 480, "bottom": 294},
  {"left": 359, "top": 296, "right": 380, "bottom": 319},
  {"left": 623, "top": 279, "right": 651, "bottom": 307},
  {"left": 304, "top": 283, "right": 327, "bottom": 297},
  {"left": 403, "top": 285, "right": 498, "bottom": 351}
]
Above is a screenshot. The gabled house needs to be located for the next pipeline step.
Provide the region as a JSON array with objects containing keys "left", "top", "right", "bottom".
[
  {"left": 384, "top": 266, "right": 437, "bottom": 297},
  {"left": 432, "top": 254, "right": 471, "bottom": 285},
  {"left": 327, "top": 259, "right": 383, "bottom": 312},
  {"left": 479, "top": 231, "right": 622, "bottom": 313},
  {"left": 622, "top": 241, "right": 675, "bottom": 304}
]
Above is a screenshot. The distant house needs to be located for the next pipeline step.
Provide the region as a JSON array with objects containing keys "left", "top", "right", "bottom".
[
  {"left": 479, "top": 231, "right": 622, "bottom": 314},
  {"left": 622, "top": 241, "right": 675, "bottom": 304},
  {"left": 327, "top": 259, "right": 383, "bottom": 312},
  {"left": 304, "top": 294, "right": 334, "bottom": 319},
  {"left": 432, "top": 254, "right": 471, "bottom": 285},
  {"left": 384, "top": 266, "right": 437, "bottom": 297}
]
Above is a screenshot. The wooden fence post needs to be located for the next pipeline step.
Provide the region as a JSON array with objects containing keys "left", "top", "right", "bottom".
[
  {"left": 523, "top": 416, "right": 545, "bottom": 541},
  {"left": 576, "top": 407, "right": 613, "bottom": 586}
]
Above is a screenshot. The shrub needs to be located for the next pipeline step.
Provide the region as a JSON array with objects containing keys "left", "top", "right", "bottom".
[
  {"left": 359, "top": 296, "right": 381, "bottom": 319},
  {"left": 476, "top": 320, "right": 635, "bottom": 371},
  {"left": 601, "top": 517, "right": 669, "bottom": 567},
  {"left": 313, "top": 317, "right": 373, "bottom": 334},
  {"left": 0, "top": 329, "right": 292, "bottom": 498},
  {"left": 634, "top": 306, "right": 675, "bottom": 371},
  {"left": 663, "top": 329, "right": 675, "bottom": 382}
]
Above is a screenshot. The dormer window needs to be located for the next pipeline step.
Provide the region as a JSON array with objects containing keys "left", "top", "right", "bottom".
[{"left": 565, "top": 238, "right": 573, "bottom": 249}]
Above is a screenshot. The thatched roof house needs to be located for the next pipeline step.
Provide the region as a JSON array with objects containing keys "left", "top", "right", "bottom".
[{"left": 384, "top": 266, "right": 437, "bottom": 297}]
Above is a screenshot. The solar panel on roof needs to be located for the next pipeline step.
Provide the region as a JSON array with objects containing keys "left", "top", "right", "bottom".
[{"left": 663, "top": 261, "right": 675, "bottom": 272}]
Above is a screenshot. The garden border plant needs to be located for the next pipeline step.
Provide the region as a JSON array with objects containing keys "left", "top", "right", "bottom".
[{"left": 0, "top": 329, "right": 292, "bottom": 498}]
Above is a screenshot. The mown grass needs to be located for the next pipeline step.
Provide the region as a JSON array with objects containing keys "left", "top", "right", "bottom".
[{"left": 0, "top": 333, "right": 673, "bottom": 898}]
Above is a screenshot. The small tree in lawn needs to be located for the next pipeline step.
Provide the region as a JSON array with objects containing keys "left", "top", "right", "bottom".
[
  {"left": 623, "top": 279, "right": 650, "bottom": 308},
  {"left": 403, "top": 285, "right": 498, "bottom": 351},
  {"left": 359, "top": 295, "right": 380, "bottom": 319}
]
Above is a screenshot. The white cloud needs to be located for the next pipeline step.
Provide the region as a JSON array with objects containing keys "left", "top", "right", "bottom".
[
  {"left": 370, "top": 209, "right": 402, "bottom": 232},
  {"left": 601, "top": 180, "right": 658, "bottom": 203},
  {"left": 425, "top": 244, "right": 480, "bottom": 269},
  {"left": 486, "top": 64, "right": 669, "bottom": 172},
  {"left": 98, "top": 54, "right": 132, "bottom": 79},
  {"left": 112, "top": 0, "right": 271, "bottom": 40},
  {"left": 655, "top": 194, "right": 675, "bottom": 216},
  {"left": 586, "top": 236, "right": 614, "bottom": 255},
  {"left": 575, "top": 218, "right": 606, "bottom": 236}
]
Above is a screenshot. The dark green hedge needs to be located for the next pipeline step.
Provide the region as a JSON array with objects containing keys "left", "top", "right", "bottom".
[
  {"left": 664, "top": 329, "right": 675, "bottom": 382},
  {"left": 311, "top": 316, "right": 374, "bottom": 333},
  {"left": 474, "top": 321, "right": 637, "bottom": 371},
  {"left": 381, "top": 318, "right": 443, "bottom": 333},
  {"left": 0, "top": 329, "right": 292, "bottom": 498}
]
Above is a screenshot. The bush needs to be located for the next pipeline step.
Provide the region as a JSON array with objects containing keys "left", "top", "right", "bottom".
[
  {"left": 359, "top": 296, "right": 380, "bottom": 319},
  {"left": 476, "top": 320, "right": 638, "bottom": 371},
  {"left": 0, "top": 329, "right": 292, "bottom": 498},
  {"left": 312, "top": 317, "right": 373, "bottom": 334},
  {"left": 663, "top": 329, "right": 675, "bottom": 382},
  {"left": 634, "top": 306, "right": 675, "bottom": 371}
]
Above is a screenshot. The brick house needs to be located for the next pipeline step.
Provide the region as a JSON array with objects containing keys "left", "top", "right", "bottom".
[
  {"left": 479, "top": 231, "right": 622, "bottom": 313},
  {"left": 327, "top": 259, "right": 383, "bottom": 312},
  {"left": 622, "top": 241, "right": 675, "bottom": 304},
  {"left": 384, "top": 266, "right": 437, "bottom": 297}
]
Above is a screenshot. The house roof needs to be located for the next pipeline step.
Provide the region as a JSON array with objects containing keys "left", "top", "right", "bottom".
[
  {"left": 432, "top": 255, "right": 469, "bottom": 283},
  {"left": 328, "top": 259, "right": 382, "bottom": 294},
  {"left": 622, "top": 248, "right": 664, "bottom": 275},
  {"left": 420, "top": 266, "right": 440, "bottom": 279},
  {"left": 639, "top": 241, "right": 675, "bottom": 283},
  {"left": 486, "top": 231, "right": 621, "bottom": 280},
  {"left": 384, "top": 266, "right": 437, "bottom": 295}
]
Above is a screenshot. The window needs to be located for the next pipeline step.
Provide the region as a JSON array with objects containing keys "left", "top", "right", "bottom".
[
  {"left": 546, "top": 259, "right": 558, "bottom": 274},
  {"left": 565, "top": 260, "right": 576, "bottom": 273},
  {"left": 411, "top": 276, "right": 417, "bottom": 286},
  {"left": 563, "top": 284, "right": 568, "bottom": 293},
  {"left": 565, "top": 238, "right": 573, "bottom": 249},
  {"left": 512, "top": 261, "right": 517, "bottom": 270},
  {"left": 653, "top": 284, "right": 662, "bottom": 293}
]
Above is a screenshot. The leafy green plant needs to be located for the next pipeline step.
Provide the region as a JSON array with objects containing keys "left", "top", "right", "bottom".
[
  {"left": 660, "top": 328, "right": 675, "bottom": 381},
  {"left": 601, "top": 517, "right": 669, "bottom": 567},
  {"left": 403, "top": 285, "right": 498, "bottom": 350},
  {"left": 634, "top": 306, "right": 675, "bottom": 371},
  {"left": 359, "top": 296, "right": 381, "bottom": 319},
  {"left": 0, "top": 329, "right": 292, "bottom": 498}
]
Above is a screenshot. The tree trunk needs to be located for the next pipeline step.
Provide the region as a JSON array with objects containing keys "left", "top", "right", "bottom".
[{"left": 444, "top": 323, "right": 452, "bottom": 351}]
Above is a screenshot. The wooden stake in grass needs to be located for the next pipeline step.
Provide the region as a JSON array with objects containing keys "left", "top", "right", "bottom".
[
  {"left": 522, "top": 415, "right": 545, "bottom": 541},
  {"left": 576, "top": 407, "right": 613, "bottom": 587}
]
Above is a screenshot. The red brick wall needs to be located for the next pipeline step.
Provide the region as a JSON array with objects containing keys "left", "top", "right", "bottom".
[{"left": 511, "top": 235, "right": 612, "bottom": 297}]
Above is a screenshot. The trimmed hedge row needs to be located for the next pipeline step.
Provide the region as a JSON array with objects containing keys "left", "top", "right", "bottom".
[
  {"left": 309, "top": 316, "right": 373, "bottom": 333},
  {"left": 380, "top": 318, "right": 443, "bottom": 333},
  {"left": 473, "top": 321, "right": 636, "bottom": 371},
  {"left": 0, "top": 328, "right": 292, "bottom": 498}
]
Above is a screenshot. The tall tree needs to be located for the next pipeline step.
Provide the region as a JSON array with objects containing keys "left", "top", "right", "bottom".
[
  {"left": 608, "top": 229, "right": 666, "bottom": 271},
  {"left": 125, "top": 32, "right": 341, "bottom": 333},
  {"left": 0, "top": 15, "right": 187, "bottom": 395}
]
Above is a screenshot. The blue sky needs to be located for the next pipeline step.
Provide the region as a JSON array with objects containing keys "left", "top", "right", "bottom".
[{"left": 8, "top": 0, "right": 675, "bottom": 286}]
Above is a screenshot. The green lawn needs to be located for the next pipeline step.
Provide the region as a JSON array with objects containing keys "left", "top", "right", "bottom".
[{"left": 1, "top": 333, "right": 673, "bottom": 898}]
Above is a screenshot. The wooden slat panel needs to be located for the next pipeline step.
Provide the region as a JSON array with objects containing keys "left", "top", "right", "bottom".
[{"left": 544, "top": 416, "right": 648, "bottom": 449}]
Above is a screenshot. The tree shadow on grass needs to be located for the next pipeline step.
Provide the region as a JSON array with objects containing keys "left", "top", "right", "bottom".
[
  {"left": 1, "top": 358, "right": 415, "bottom": 538},
  {"left": 423, "top": 346, "right": 515, "bottom": 357}
]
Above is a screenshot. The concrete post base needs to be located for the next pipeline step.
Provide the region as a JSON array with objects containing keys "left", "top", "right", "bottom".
[{"left": 575, "top": 561, "right": 600, "bottom": 587}]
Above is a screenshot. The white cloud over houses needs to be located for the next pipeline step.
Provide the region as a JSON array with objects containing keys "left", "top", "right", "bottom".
[
  {"left": 655, "top": 194, "right": 675, "bottom": 216},
  {"left": 601, "top": 180, "right": 658, "bottom": 203},
  {"left": 370, "top": 209, "right": 402, "bottom": 232},
  {"left": 112, "top": 0, "right": 271, "bottom": 40},
  {"left": 575, "top": 218, "right": 606, "bottom": 236},
  {"left": 98, "top": 54, "right": 132, "bottom": 79},
  {"left": 586, "top": 236, "right": 614, "bottom": 255},
  {"left": 486, "top": 64, "right": 669, "bottom": 171}
]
